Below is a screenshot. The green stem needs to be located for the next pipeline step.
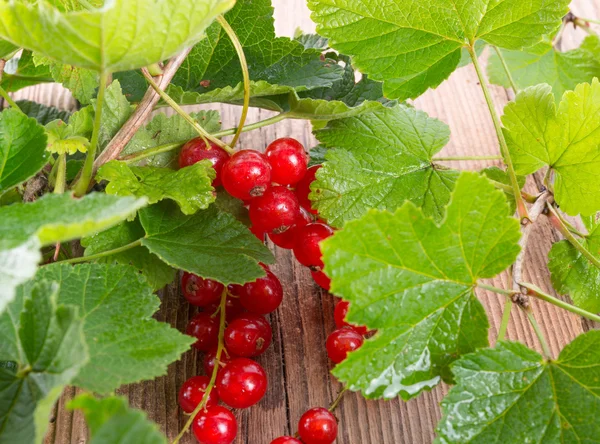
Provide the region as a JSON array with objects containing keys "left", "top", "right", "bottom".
[
  {"left": 477, "top": 283, "right": 517, "bottom": 296},
  {"left": 54, "top": 153, "right": 67, "bottom": 194},
  {"left": 0, "top": 84, "right": 21, "bottom": 112},
  {"left": 433, "top": 155, "right": 502, "bottom": 161},
  {"left": 525, "top": 310, "right": 552, "bottom": 359},
  {"left": 487, "top": 179, "right": 538, "bottom": 203},
  {"left": 468, "top": 45, "right": 529, "bottom": 222},
  {"left": 520, "top": 282, "right": 600, "bottom": 323},
  {"left": 577, "top": 17, "right": 600, "bottom": 25},
  {"left": 492, "top": 46, "right": 518, "bottom": 94},
  {"left": 2, "top": 73, "right": 54, "bottom": 83},
  {"left": 73, "top": 71, "right": 108, "bottom": 196},
  {"left": 119, "top": 142, "right": 183, "bottom": 164},
  {"left": 172, "top": 290, "right": 228, "bottom": 444},
  {"left": 329, "top": 387, "right": 348, "bottom": 413},
  {"left": 141, "top": 70, "right": 234, "bottom": 154},
  {"left": 216, "top": 15, "right": 249, "bottom": 148},
  {"left": 574, "top": 18, "right": 597, "bottom": 35},
  {"left": 54, "top": 239, "right": 142, "bottom": 265},
  {"left": 497, "top": 297, "right": 512, "bottom": 342},
  {"left": 212, "top": 113, "right": 287, "bottom": 137},
  {"left": 548, "top": 204, "right": 588, "bottom": 238}
]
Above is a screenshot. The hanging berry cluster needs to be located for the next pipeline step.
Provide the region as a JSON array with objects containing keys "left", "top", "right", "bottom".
[{"left": 175, "top": 137, "right": 372, "bottom": 443}]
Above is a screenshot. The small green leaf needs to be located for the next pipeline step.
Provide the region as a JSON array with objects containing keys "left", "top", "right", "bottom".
[
  {"left": 15, "top": 100, "right": 71, "bottom": 125},
  {"left": 94, "top": 80, "right": 133, "bottom": 149},
  {"left": 436, "top": 331, "right": 600, "bottom": 442},
  {"left": 0, "top": 0, "right": 236, "bottom": 72},
  {"left": 1, "top": 50, "right": 52, "bottom": 92},
  {"left": 503, "top": 80, "right": 600, "bottom": 216},
  {"left": 69, "top": 394, "right": 166, "bottom": 444},
  {"left": 33, "top": 54, "right": 99, "bottom": 104},
  {"left": 140, "top": 201, "right": 274, "bottom": 285},
  {"left": 97, "top": 160, "right": 215, "bottom": 215},
  {"left": 0, "top": 108, "right": 48, "bottom": 194},
  {"left": 0, "top": 280, "right": 87, "bottom": 444},
  {"left": 323, "top": 172, "right": 521, "bottom": 399},
  {"left": 310, "top": 105, "right": 459, "bottom": 227},
  {"left": 480, "top": 166, "right": 527, "bottom": 215},
  {"left": 295, "top": 33, "right": 329, "bottom": 50},
  {"left": 308, "top": 145, "right": 328, "bottom": 167},
  {"left": 214, "top": 189, "right": 250, "bottom": 227},
  {"left": 45, "top": 120, "right": 89, "bottom": 155},
  {"left": 31, "top": 263, "right": 193, "bottom": 394}
]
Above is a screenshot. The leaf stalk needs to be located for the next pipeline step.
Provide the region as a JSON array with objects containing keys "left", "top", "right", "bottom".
[
  {"left": 0, "top": 84, "right": 22, "bottom": 112},
  {"left": 491, "top": 46, "right": 518, "bottom": 94},
  {"left": 520, "top": 282, "right": 600, "bottom": 323},
  {"left": 53, "top": 239, "right": 142, "bottom": 265}
]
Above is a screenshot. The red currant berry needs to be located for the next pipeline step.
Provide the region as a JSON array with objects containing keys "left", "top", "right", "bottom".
[
  {"left": 271, "top": 437, "right": 303, "bottom": 444},
  {"left": 249, "top": 186, "right": 301, "bottom": 234},
  {"left": 216, "top": 358, "right": 268, "bottom": 409},
  {"left": 333, "top": 300, "right": 368, "bottom": 335},
  {"left": 295, "top": 165, "right": 320, "bottom": 215},
  {"left": 311, "top": 270, "right": 331, "bottom": 291},
  {"left": 298, "top": 407, "right": 338, "bottom": 444},
  {"left": 178, "top": 375, "right": 219, "bottom": 413},
  {"left": 265, "top": 138, "right": 308, "bottom": 186},
  {"left": 224, "top": 314, "right": 272, "bottom": 357},
  {"left": 250, "top": 225, "right": 265, "bottom": 241},
  {"left": 181, "top": 272, "right": 224, "bottom": 307},
  {"left": 205, "top": 295, "right": 246, "bottom": 322},
  {"left": 293, "top": 222, "right": 334, "bottom": 270},
  {"left": 326, "top": 327, "right": 364, "bottom": 364},
  {"left": 268, "top": 207, "right": 312, "bottom": 249},
  {"left": 192, "top": 405, "right": 237, "bottom": 444},
  {"left": 239, "top": 268, "right": 283, "bottom": 314},
  {"left": 203, "top": 347, "right": 233, "bottom": 376},
  {"left": 221, "top": 150, "right": 271, "bottom": 200},
  {"left": 179, "top": 139, "right": 230, "bottom": 187},
  {"left": 186, "top": 312, "right": 219, "bottom": 351}
]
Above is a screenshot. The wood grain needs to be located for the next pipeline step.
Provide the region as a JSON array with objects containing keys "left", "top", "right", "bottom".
[{"left": 10, "top": 0, "right": 594, "bottom": 442}]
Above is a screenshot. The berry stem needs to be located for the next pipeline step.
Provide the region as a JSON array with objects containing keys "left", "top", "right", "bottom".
[
  {"left": 328, "top": 387, "right": 348, "bottom": 413},
  {"left": 576, "top": 16, "right": 600, "bottom": 25},
  {"left": 119, "top": 142, "right": 184, "bottom": 164},
  {"left": 212, "top": 113, "right": 288, "bottom": 138},
  {"left": 477, "top": 283, "right": 518, "bottom": 296},
  {"left": 486, "top": 179, "right": 538, "bottom": 203},
  {"left": 216, "top": 15, "right": 250, "bottom": 148},
  {"left": 468, "top": 44, "right": 529, "bottom": 222},
  {"left": 432, "top": 155, "right": 502, "bottom": 161},
  {"left": 496, "top": 296, "right": 512, "bottom": 342},
  {"left": 0, "top": 84, "right": 22, "bottom": 112},
  {"left": 172, "top": 289, "right": 228, "bottom": 444},
  {"left": 52, "top": 239, "right": 142, "bottom": 265},
  {"left": 54, "top": 153, "right": 67, "bottom": 194},
  {"left": 491, "top": 46, "right": 518, "bottom": 94}
]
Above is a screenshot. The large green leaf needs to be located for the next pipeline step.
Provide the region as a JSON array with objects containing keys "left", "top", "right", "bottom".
[
  {"left": 16, "top": 100, "right": 72, "bottom": 125},
  {"left": 30, "top": 263, "right": 193, "bottom": 394},
  {"left": 0, "top": 281, "right": 87, "bottom": 444},
  {"left": 503, "top": 80, "right": 600, "bottom": 216},
  {"left": 69, "top": 394, "right": 166, "bottom": 444},
  {"left": 436, "top": 331, "right": 600, "bottom": 443},
  {"left": 0, "top": 193, "right": 146, "bottom": 314},
  {"left": 0, "top": 0, "right": 235, "bottom": 72},
  {"left": 310, "top": 105, "right": 459, "bottom": 227},
  {"left": 140, "top": 201, "right": 274, "bottom": 285},
  {"left": 322, "top": 172, "right": 520, "bottom": 399},
  {"left": 33, "top": 54, "right": 99, "bottom": 104},
  {"left": 489, "top": 35, "right": 600, "bottom": 100},
  {"left": 308, "top": 0, "right": 570, "bottom": 100},
  {"left": 0, "top": 108, "right": 48, "bottom": 194}
]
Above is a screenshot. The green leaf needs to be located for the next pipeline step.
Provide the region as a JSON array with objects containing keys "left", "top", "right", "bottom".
[
  {"left": 503, "top": 80, "right": 600, "bottom": 216},
  {"left": 31, "top": 263, "right": 193, "bottom": 394},
  {"left": 97, "top": 160, "right": 215, "bottom": 215},
  {"left": 0, "top": 280, "right": 87, "bottom": 444},
  {"left": 308, "top": 144, "right": 328, "bottom": 167},
  {"left": 0, "top": 0, "right": 235, "bottom": 72},
  {"left": 308, "top": 0, "right": 570, "bottom": 100},
  {"left": 69, "top": 394, "right": 166, "bottom": 444},
  {"left": 0, "top": 108, "right": 48, "bottom": 194},
  {"left": 323, "top": 172, "right": 521, "bottom": 399},
  {"left": 310, "top": 105, "right": 459, "bottom": 227},
  {"left": 1, "top": 50, "right": 52, "bottom": 92},
  {"left": 214, "top": 189, "right": 250, "bottom": 227},
  {"left": 45, "top": 121, "right": 88, "bottom": 155},
  {"left": 436, "top": 331, "right": 600, "bottom": 443},
  {"left": 33, "top": 54, "right": 99, "bottom": 104},
  {"left": 548, "top": 216, "right": 600, "bottom": 312},
  {"left": 285, "top": 94, "right": 384, "bottom": 120},
  {"left": 481, "top": 166, "right": 526, "bottom": 215},
  {"left": 140, "top": 201, "right": 274, "bottom": 285},
  {"left": 295, "top": 33, "right": 329, "bottom": 50},
  {"left": 94, "top": 80, "right": 133, "bottom": 149},
  {"left": 0, "top": 193, "right": 146, "bottom": 313},
  {"left": 489, "top": 35, "right": 600, "bottom": 100},
  {"left": 81, "top": 218, "right": 175, "bottom": 291},
  {"left": 15, "top": 100, "right": 71, "bottom": 125}
]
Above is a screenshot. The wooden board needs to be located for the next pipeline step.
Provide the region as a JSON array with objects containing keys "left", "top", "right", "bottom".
[{"left": 4, "top": 1, "right": 595, "bottom": 442}]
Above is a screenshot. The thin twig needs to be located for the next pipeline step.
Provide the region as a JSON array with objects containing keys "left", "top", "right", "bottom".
[
  {"left": 520, "top": 282, "right": 600, "bottom": 323},
  {"left": 492, "top": 46, "right": 518, "bottom": 95}
]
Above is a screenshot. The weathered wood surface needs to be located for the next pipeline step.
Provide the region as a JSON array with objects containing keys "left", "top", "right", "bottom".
[{"left": 5, "top": 0, "right": 596, "bottom": 442}]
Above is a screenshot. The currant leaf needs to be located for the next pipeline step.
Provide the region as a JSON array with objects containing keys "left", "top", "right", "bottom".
[
  {"left": 295, "top": 33, "right": 329, "bottom": 50},
  {"left": 480, "top": 166, "right": 527, "bottom": 215},
  {"left": 0, "top": 0, "right": 235, "bottom": 72},
  {"left": 0, "top": 280, "right": 87, "bottom": 444},
  {"left": 214, "top": 189, "right": 251, "bottom": 227},
  {"left": 33, "top": 54, "right": 99, "bottom": 104},
  {"left": 503, "top": 80, "right": 600, "bottom": 216},
  {"left": 69, "top": 394, "right": 166, "bottom": 444},
  {"left": 94, "top": 80, "right": 133, "bottom": 149},
  {"left": 310, "top": 105, "right": 459, "bottom": 227},
  {"left": 308, "top": 0, "right": 570, "bottom": 100},
  {"left": 30, "top": 263, "right": 194, "bottom": 394},
  {"left": 436, "top": 331, "right": 600, "bottom": 443},
  {"left": 322, "top": 172, "right": 521, "bottom": 399},
  {"left": 1, "top": 50, "right": 52, "bottom": 93},
  {"left": 140, "top": 201, "right": 274, "bottom": 285},
  {"left": 16, "top": 100, "right": 72, "bottom": 125}
]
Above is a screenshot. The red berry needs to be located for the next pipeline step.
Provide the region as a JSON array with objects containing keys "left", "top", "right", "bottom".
[
  {"left": 224, "top": 314, "right": 272, "bottom": 357},
  {"left": 295, "top": 165, "right": 320, "bottom": 214},
  {"left": 203, "top": 347, "right": 233, "bottom": 376},
  {"left": 181, "top": 272, "right": 224, "bottom": 307},
  {"left": 326, "top": 327, "right": 364, "bottom": 364},
  {"left": 249, "top": 186, "right": 301, "bottom": 234},
  {"left": 293, "top": 223, "right": 334, "bottom": 270},
  {"left": 268, "top": 207, "right": 312, "bottom": 249},
  {"left": 250, "top": 225, "right": 265, "bottom": 241},
  {"left": 265, "top": 138, "right": 308, "bottom": 186},
  {"left": 205, "top": 295, "right": 246, "bottom": 322},
  {"left": 239, "top": 268, "right": 283, "bottom": 314},
  {"left": 192, "top": 405, "right": 237, "bottom": 444},
  {"left": 216, "top": 358, "right": 268, "bottom": 409},
  {"left": 333, "top": 300, "right": 368, "bottom": 335},
  {"left": 178, "top": 375, "right": 219, "bottom": 413},
  {"left": 311, "top": 270, "right": 331, "bottom": 291},
  {"left": 271, "top": 437, "right": 303, "bottom": 444},
  {"left": 298, "top": 407, "right": 338, "bottom": 444},
  {"left": 221, "top": 150, "right": 271, "bottom": 200},
  {"left": 179, "top": 139, "right": 230, "bottom": 187},
  {"left": 186, "top": 312, "right": 219, "bottom": 351}
]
